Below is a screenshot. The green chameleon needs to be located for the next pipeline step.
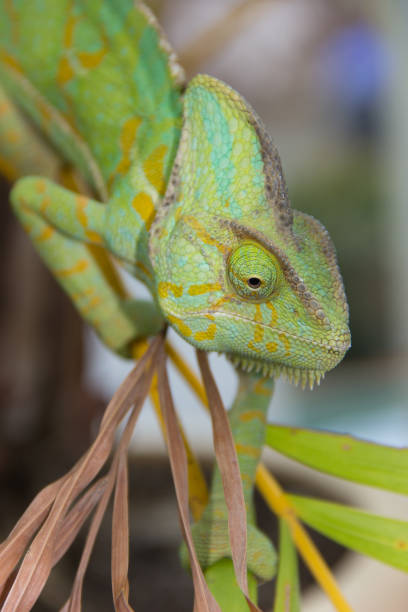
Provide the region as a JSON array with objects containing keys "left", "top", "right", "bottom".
[{"left": 0, "top": 0, "right": 350, "bottom": 606}]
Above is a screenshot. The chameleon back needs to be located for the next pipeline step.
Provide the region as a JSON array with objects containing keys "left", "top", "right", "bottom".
[{"left": 0, "top": 0, "right": 183, "bottom": 202}]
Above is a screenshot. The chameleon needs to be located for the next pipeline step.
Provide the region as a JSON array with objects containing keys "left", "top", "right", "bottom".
[{"left": 0, "top": 0, "right": 350, "bottom": 602}]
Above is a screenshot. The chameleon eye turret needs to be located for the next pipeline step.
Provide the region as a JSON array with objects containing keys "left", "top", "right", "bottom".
[
  {"left": 150, "top": 74, "right": 351, "bottom": 388},
  {"left": 228, "top": 242, "right": 280, "bottom": 301}
]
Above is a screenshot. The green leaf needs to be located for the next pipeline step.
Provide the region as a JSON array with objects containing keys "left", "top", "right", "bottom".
[
  {"left": 266, "top": 425, "right": 408, "bottom": 494},
  {"left": 289, "top": 494, "right": 408, "bottom": 571},
  {"left": 273, "top": 520, "right": 300, "bottom": 612},
  {"left": 205, "top": 559, "right": 258, "bottom": 611}
]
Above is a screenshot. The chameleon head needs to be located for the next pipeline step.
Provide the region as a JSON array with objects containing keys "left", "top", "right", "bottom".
[{"left": 149, "top": 74, "right": 351, "bottom": 388}]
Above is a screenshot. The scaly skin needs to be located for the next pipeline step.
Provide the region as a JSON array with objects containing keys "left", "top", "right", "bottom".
[{"left": 0, "top": 0, "right": 350, "bottom": 591}]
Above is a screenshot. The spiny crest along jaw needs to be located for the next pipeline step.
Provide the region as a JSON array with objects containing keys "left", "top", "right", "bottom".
[{"left": 227, "top": 354, "right": 325, "bottom": 390}]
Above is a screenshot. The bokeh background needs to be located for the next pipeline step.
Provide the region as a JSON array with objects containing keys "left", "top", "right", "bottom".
[{"left": 1, "top": 1, "right": 407, "bottom": 610}]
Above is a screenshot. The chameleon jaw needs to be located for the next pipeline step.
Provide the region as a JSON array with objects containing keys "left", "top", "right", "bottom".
[{"left": 227, "top": 354, "right": 325, "bottom": 390}]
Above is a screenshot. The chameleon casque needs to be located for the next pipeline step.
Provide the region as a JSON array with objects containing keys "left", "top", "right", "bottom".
[{"left": 0, "top": 0, "right": 350, "bottom": 596}]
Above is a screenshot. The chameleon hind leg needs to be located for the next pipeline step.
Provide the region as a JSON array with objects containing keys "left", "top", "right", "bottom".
[
  {"left": 10, "top": 176, "right": 163, "bottom": 355},
  {"left": 181, "top": 372, "right": 277, "bottom": 587}
]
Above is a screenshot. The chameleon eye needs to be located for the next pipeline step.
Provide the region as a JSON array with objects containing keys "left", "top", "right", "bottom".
[{"left": 228, "top": 242, "right": 279, "bottom": 300}]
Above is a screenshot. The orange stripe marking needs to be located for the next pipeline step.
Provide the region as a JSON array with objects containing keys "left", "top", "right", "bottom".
[
  {"left": 239, "top": 410, "right": 266, "bottom": 423},
  {"left": 168, "top": 315, "right": 192, "bottom": 338},
  {"left": 143, "top": 144, "right": 168, "bottom": 195},
  {"left": 187, "top": 282, "right": 221, "bottom": 296},
  {"left": 266, "top": 301, "right": 278, "bottom": 326},
  {"left": 36, "top": 226, "right": 54, "bottom": 242},
  {"left": 194, "top": 323, "right": 216, "bottom": 342},
  {"left": 78, "top": 47, "right": 107, "bottom": 70},
  {"left": 132, "top": 192, "right": 155, "bottom": 230},
  {"left": 57, "top": 259, "right": 89, "bottom": 278},
  {"left": 235, "top": 443, "right": 260, "bottom": 459},
  {"left": 278, "top": 332, "right": 291, "bottom": 356}
]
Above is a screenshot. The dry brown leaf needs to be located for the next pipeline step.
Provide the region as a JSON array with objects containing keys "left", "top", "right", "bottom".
[
  {"left": 197, "top": 350, "right": 262, "bottom": 612},
  {"left": 52, "top": 477, "right": 108, "bottom": 566},
  {"left": 61, "top": 464, "right": 117, "bottom": 612},
  {"left": 0, "top": 477, "right": 66, "bottom": 589},
  {"left": 62, "top": 340, "right": 159, "bottom": 612},
  {"left": 157, "top": 346, "right": 221, "bottom": 612},
  {"left": 2, "top": 337, "right": 160, "bottom": 612}
]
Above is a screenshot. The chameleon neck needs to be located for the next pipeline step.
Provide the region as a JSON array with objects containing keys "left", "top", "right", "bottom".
[
  {"left": 210, "top": 372, "right": 273, "bottom": 518},
  {"left": 185, "top": 371, "right": 277, "bottom": 582}
]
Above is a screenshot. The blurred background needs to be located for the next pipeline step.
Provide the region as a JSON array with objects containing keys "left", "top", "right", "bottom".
[{"left": 1, "top": 1, "right": 407, "bottom": 610}]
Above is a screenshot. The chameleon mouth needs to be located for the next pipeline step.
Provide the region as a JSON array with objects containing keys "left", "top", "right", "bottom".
[{"left": 227, "top": 354, "right": 325, "bottom": 390}]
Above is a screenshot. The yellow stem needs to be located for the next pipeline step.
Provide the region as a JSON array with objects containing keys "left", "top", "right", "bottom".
[{"left": 256, "top": 464, "right": 354, "bottom": 612}]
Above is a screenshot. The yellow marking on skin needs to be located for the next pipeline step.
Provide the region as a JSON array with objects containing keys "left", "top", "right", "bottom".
[
  {"left": 132, "top": 192, "right": 155, "bottom": 230},
  {"left": 57, "top": 57, "right": 75, "bottom": 86},
  {"left": 266, "top": 301, "right": 278, "bottom": 326},
  {"left": 235, "top": 443, "right": 260, "bottom": 459},
  {"left": 0, "top": 50, "right": 23, "bottom": 73},
  {"left": 0, "top": 155, "right": 18, "bottom": 181},
  {"left": 36, "top": 226, "right": 54, "bottom": 242},
  {"left": 239, "top": 410, "right": 266, "bottom": 423},
  {"left": 72, "top": 288, "right": 94, "bottom": 300},
  {"left": 40, "top": 196, "right": 51, "bottom": 213},
  {"left": 158, "top": 282, "right": 183, "bottom": 299},
  {"left": 57, "top": 259, "right": 89, "bottom": 278},
  {"left": 248, "top": 341, "right": 261, "bottom": 353},
  {"left": 194, "top": 324, "right": 216, "bottom": 342},
  {"left": 168, "top": 315, "right": 192, "bottom": 338},
  {"left": 254, "top": 304, "right": 263, "bottom": 323},
  {"left": 77, "top": 47, "right": 107, "bottom": 69},
  {"left": 278, "top": 332, "right": 291, "bottom": 356},
  {"left": 205, "top": 314, "right": 215, "bottom": 320},
  {"left": 207, "top": 295, "right": 232, "bottom": 310},
  {"left": 35, "top": 180, "right": 47, "bottom": 194},
  {"left": 85, "top": 230, "right": 103, "bottom": 244},
  {"left": 81, "top": 296, "right": 102, "bottom": 314},
  {"left": 64, "top": 13, "right": 78, "bottom": 48},
  {"left": 57, "top": 12, "right": 79, "bottom": 86},
  {"left": 253, "top": 324, "right": 264, "bottom": 343},
  {"left": 108, "top": 117, "right": 142, "bottom": 190},
  {"left": 187, "top": 282, "right": 221, "bottom": 296},
  {"left": 143, "top": 144, "right": 168, "bottom": 195},
  {"left": 254, "top": 379, "right": 272, "bottom": 397},
  {"left": 75, "top": 194, "right": 89, "bottom": 229},
  {"left": 266, "top": 341, "right": 278, "bottom": 353},
  {"left": 184, "top": 216, "right": 229, "bottom": 255}
]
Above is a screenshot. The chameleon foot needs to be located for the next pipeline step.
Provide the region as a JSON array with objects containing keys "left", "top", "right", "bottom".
[{"left": 180, "top": 516, "right": 277, "bottom": 582}]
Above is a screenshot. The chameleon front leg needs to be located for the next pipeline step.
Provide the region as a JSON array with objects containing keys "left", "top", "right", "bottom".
[
  {"left": 10, "top": 176, "right": 163, "bottom": 355},
  {"left": 182, "top": 371, "right": 277, "bottom": 599}
]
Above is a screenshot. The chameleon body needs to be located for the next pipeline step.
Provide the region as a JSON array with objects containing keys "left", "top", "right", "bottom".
[{"left": 0, "top": 0, "right": 350, "bottom": 590}]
